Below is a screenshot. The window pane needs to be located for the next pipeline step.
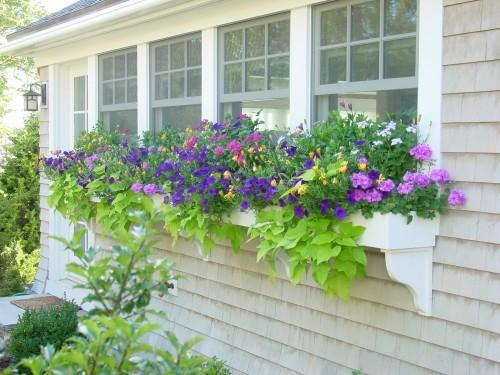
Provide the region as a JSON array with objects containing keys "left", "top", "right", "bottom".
[
  {"left": 320, "top": 7, "right": 347, "bottom": 46},
  {"left": 102, "top": 57, "right": 113, "bottom": 81},
  {"left": 155, "top": 73, "right": 169, "bottom": 100},
  {"left": 384, "top": 37, "right": 416, "bottom": 78},
  {"left": 155, "top": 45, "right": 169, "bottom": 72},
  {"left": 221, "top": 98, "right": 289, "bottom": 131},
  {"left": 170, "top": 71, "right": 185, "bottom": 98},
  {"left": 127, "top": 52, "right": 137, "bottom": 76},
  {"left": 171, "top": 42, "right": 185, "bottom": 69},
  {"left": 351, "top": 0, "right": 380, "bottom": 41},
  {"left": 268, "top": 56, "right": 289, "bottom": 90},
  {"left": 351, "top": 43, "right": 379, "bottom": 81},
  {"left": 224, "top": 63, "right": 242, "bottom": 93},
  {"left": 74, "top": 76, "right": 86, "bottom": 111},
  {"left": 102, "top": 109, "right": 137, "bottom": 136},
  {"left": 103, "top": 82, "right": 113, "bottom": 105},
  {"left": 268, "top": 20, "right": 290, "bottom": 54},
  {"left": 320, "top": 47, "right": 346, "bottom": 84},
  {"left": 315, "top": 88, "right": 417, "bottom": 121},
  {"left": 187, "top": 37, "right": 202, "bottom": 67},
  {"left": 187, "top": 69, "right": 201, "bottom": 97},
  {"left": 245, "top": 59, "right": 265, "bottom": 92},
  {"left": 224, "top": 30, "right": 243, "bottom": 61},
  {"left": 385, "top": 0, "right": 417, "bottom": 35},
  {"left": 115, "top": 54, "right": 126, "bottom": 79},
  {"left": 127, "top": 78, "right": 137, "bottom": 103},
  {"left": 245, "top": 25, "right": 265, "bottom": 58},
  {"left": 74, "top": 114, "right": 86, "bottom": 143},
  {"left": 114, "top": 80, "right": 126, "bottom": 104},
  {"left": 153, "top": 104, "right": 202, "bottom": 131}
]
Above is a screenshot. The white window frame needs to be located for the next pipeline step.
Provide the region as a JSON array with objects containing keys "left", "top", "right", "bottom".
[
  {"left": 313, "top": 0, "right": 418, "bottom": 112},
  {"left": 150, "top": 32, "right": 202, "bottom": 130},
  {"left": 218, "top": 13, "right": 291, "bottom": 111},
  {"left": 71, "top": 74, "right": 88, "bottom": 145},
  {"left": 98, "top": 47, "right": 138, "bottom": 125}
]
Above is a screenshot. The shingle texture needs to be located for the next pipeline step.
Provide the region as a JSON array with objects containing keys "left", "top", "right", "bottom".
[{"left": 8, "top": 0, "right": 127, "bottom": 41}]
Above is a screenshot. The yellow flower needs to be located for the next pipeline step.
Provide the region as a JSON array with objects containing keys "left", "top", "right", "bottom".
[
  {"left": 248, "top": 147, "right": 255, "bottom": 154},
  {"left": 218, "top": 190, "right": 224, "bottom": 197},
  {"left": 289, "top": 186, "right": 297, "bottom": 195},
  {"left": 308, "top": 151, "right": 315, "bottom": 159},
  {"left": 358, "top": 163, "right": 367, "bottom": 170},
  {"left": 376, "top": 174, "right": 385, "bottom": 184},
  {"left": 316, "top": 147, "right": 321, "bottom": 155},
  {"left": 298, "top": 185, "right": 308, "bottom": 195},
  {"left": 223, "top": 170, "right": 232, "bottom": 179},
  {"left": 332, "top": 177, "right": 339, "bottom": 185},
  {"left": 336, "top": 161, "right": 348, "bottom": 174},
  {"left": 271, "top": 179, "right": 278, "bottom": 187},
  {"left": 312, "top": 165, "right": 320, "bottom": 173},
  {"left": 185, "top": 127, "right": 193, "bottom": 135},
  {"left": 224, "top": 191, "right": 235, "bottom": 200},
  {"left": 319, "top": 173, "right": 327, "bottom": 185}
]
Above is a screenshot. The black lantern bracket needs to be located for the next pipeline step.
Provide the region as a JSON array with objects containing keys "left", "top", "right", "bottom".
[{"left": 23, "top": 82, "right": 47, "bottom": 112}]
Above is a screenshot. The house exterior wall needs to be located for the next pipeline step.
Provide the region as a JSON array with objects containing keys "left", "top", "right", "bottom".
[
  {"left": 34, "top": 0, "right": 500, "bottom": 374},
  {"left": 32, "top": 66, "right": 50, "bottom": 294}
]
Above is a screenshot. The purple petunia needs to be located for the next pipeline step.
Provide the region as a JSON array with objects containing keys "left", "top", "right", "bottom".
[
  {"left": 294, "top": 205, "right": 306, "bottom": 219},
  {"left": 365, "top": 189, "right": 383, "bottom": 203},
  {"left": 143, "top": 183, "right": 157, "bottom": 196},
  {"left": 351, "top": 172, "right": 372, "bottom": 189},
  {"left": 448, "top": 189, "right": 466, "bottom": 206},
  {"left": 355, "top": 140, "right": 365, "bottom": 148},
  {"left": 430, "top": 169, "right": 450, "bottom": 186},
  {"left": 397, "top": 182, "right": 414, "bottom": 195},
  {"left": 131, "top": 182, "right": 143, "bottom": 193},
  {"left": 320, "top": 199, "right": 330, "bottom": 216},
  {"left": 368, "top": 170, "right": 381, "bottom": 181},
  {"left": 409, "top": 144, "right": 432, "bottom": 160},
  {"left": 240, "top": 200, "right": 250, "bottom": 210},
  {"left": 334, "top": 206, "right": 347, "bottom": 220},
  {"left": 378, "top": 179, "right": 395, "bottom": 192}
]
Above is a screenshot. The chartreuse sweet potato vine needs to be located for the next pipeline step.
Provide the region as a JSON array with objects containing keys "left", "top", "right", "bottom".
[{"left": 43, "top": 112, "right": 465, "bottom": 299}]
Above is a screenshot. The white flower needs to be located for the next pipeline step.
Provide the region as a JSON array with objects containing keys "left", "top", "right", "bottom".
[
  {"left": 406, "top": 126, "right": 417, "bottom": 133},
  {"left": 387, "top": 121, "right": 397, "bottom": 130},
  {"left": 391, "top": 138, "right": 403, "bottom": 146},
  {"left": 351, "top": 149, "right": 360, "bottom": 155},
  {"left": 373, "top": 140, "right": 383, "bottom": 146},
  {"left": 357, "top": 120, "right": 368, "bottom": 129},
  {"left": 377, "top": 128, "right": 391, "bottom": 137}
]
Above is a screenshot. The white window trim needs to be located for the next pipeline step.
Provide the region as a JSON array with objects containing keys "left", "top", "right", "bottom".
[{"left": 218, "top": 13, "right": 291, "bottom": 108}]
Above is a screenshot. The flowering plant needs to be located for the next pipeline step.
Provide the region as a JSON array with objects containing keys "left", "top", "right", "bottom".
[{"left": 43, "top": 112, "right": 465, "bottom": 299}]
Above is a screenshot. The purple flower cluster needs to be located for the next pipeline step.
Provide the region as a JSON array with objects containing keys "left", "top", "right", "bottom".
[
  {"left": 409, "top": 144, "right": 432, "bottom": 160},
  {"left": 448, "top": 189, "right": 466, "bottom": 206},
  {"left": 239, "top": 177, "right": 278, "bottom": 204}
]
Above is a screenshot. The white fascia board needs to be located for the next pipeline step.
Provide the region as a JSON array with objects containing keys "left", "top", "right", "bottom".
[{"left": 0, "top": 0, "right": 208, "bottom": 56}]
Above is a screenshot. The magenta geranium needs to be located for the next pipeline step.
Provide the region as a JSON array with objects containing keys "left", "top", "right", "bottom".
[{"left": 448, "top": 189, "right": 466, "bottom": 206}]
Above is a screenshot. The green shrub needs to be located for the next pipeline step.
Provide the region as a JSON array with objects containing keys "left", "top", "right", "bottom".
[
  {"left": 7, "top": 300, "right": 79, "bottom": 362},
  {"left": 0, "top": 242, "right": 39, "bottom": 296}
]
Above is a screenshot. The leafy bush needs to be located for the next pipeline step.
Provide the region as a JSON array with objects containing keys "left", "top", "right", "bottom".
[
  {"left": 0, "top": 114, "right": 40, "bottom": 295},
  {"left": 5, "top": 216, "right": 231, "bottom": 374},
  {"left": 0, "top": 242, "right": 39, "bottom": 296},
  {"left": 7, "top": 300, "right": 79, "bottom": 362}
]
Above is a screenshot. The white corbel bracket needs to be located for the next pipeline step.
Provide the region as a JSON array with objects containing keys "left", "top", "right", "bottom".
[{"left": 381, "top": 247, "right": 433, "bottom": 316}]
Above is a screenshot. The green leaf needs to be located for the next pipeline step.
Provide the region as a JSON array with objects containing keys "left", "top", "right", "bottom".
[
  {"left": 256, "top": 241, "right": 275, "bottom": 262},
  {"left": 313, "top": 263, "right": 330, "bottom": 286},
  {"left": 290, "top": 261, "right": 305, "bottom": 284},
  {"left": 317, "top": 245, "right": 341, "bottom": 264},
  {"left": 300, "top": 169, "right": 316, "bottom": 181},
  {"left": 311, "top": 233, "right": 336, "bottom": 245},
  {"left": 336, "top": 238, "right": 358, "bottom": 247},
  {"left": 352, "top": 247, "right": 367, "bottom": 265}
]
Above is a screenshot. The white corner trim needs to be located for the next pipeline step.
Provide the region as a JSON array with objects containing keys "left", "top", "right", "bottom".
[
  {"left": 289, "top": 5, "right": 312, "bottom": 130},
  {"left": 87, "top": 55, "right": 99, "bottom": 128},
  {"left": 417, "top": 0, "right": 443, "bottom": 166},
  {"left": 137, "top": 43, "right": 150, "bottom": 134},
  {"left": 382, "top": 247, "right": 433, "bottom": 316},
  {"left": 201, "top": 27, "right": 218, "bottom": 122}
]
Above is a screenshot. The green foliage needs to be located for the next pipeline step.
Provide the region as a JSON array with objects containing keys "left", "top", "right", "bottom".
[
  {"left": 0, "top": 114, "right": 40, "bottom": 295},
  {"left": 4, "top": 216, "right": 230, "bottom": 374},
  {"left": 0, "top": 242, "right": 39, "bottom": 296},
  {"left": 7, "top": 300, "right": 79, "bottom": 362},
  {"left": 249, "top": 207, "right": 366, "bottom": 299},
  {"left": 0, "top": 0, "right": 46, "bottom": 123}
]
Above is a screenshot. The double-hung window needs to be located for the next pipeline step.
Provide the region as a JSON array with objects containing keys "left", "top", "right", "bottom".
[
  {"left": 99, "top": 48, "right": 138, "bottom": 136},
  {"left": 150, "top": 33, "right": 202, "bottom": 131},
  {"left": 314, "top": 0, "right": 418, "bottom": 121},
  {"left": 219, "top": 15, "right": 290, "bottom": 130}
]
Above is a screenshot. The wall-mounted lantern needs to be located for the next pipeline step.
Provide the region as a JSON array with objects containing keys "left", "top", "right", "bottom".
[{"left": 23, "top": 83, "right": 46, "bottom": 112}]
